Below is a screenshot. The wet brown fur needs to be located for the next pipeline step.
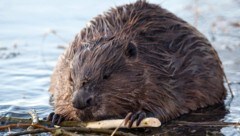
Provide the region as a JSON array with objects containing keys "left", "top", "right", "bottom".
[{"left": 49, "top": 1, "right": 226, "bottom": 122}]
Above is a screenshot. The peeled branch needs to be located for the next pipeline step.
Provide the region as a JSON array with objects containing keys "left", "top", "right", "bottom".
[{"left": 86, "top": 117, "right": 161, "bottom": 129}]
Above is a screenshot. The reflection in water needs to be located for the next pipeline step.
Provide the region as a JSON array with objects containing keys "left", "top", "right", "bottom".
[{"left": 0, "top": 0, "right": 239, "bottom": 135}]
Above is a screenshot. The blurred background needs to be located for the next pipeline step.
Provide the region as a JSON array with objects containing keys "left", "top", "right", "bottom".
[{"left": 0, "top": 0, "right": 239, "bottom": 135}]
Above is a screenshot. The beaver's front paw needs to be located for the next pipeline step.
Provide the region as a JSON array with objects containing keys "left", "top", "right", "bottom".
[
  {"left": 124, "top": 111, "right": 147, "bottom": 128},
  {"left": 47, "top": 112, "right": 65, "bottom": 126}
]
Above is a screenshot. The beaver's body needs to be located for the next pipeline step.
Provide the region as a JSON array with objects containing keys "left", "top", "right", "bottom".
[{"left": 49, "top": 1, "right": 226, "bottom": 124}]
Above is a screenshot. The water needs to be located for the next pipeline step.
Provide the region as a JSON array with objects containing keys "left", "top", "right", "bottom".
[{"left": 0, "top": 0, "right": 239, "bottom": 135}]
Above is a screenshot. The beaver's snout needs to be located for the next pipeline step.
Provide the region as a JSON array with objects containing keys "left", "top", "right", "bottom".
[{"left": 72, "top": 89, "right": 93, "bottom": 110}]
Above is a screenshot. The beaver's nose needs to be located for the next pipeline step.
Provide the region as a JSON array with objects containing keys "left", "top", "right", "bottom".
[{"left": 72, "top": 90, "right": 93, "bottom": 110}]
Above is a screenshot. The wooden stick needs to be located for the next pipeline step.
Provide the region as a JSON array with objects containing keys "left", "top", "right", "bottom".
[{"left": 86, "top": 117, "right": 161, "bottom": 129}]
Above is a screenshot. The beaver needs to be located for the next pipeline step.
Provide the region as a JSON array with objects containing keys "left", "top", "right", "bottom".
[{"left": 48, "top": 0, "right": 227, "bottom": 127}]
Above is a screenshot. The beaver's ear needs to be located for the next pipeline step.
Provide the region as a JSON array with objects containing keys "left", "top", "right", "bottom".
[{"left": 125, "top": 42, "right": 137, "bottom": 60}]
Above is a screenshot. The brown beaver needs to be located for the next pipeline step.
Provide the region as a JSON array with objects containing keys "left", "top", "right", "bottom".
[{"left": 48, "top": 0, "right": 227, "bottom": 127}]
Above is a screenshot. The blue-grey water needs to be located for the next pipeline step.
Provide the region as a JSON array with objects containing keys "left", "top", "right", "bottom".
[{"left": 0, "top": 0, "right": 239, "bottom": 135}]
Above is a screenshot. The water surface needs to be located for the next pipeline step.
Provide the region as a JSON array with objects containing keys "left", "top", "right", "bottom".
[{"left": 0, "top": 0, "right": 239, "bottom": 135}]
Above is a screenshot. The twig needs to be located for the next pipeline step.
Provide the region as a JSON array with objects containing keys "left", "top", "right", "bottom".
[
  {"left": 193, "top": 0, "right": 199, "bottom": 27},
  {"left": 40, "top": 29, "right": 69, "bottom": 70},
  {"left": 175, "top": 121, "right": 240, "bottom": 127},
  {"left": 0, "top": 124, "right": 52, "bottom": 131},
  {"left": 28, "top": 109, "right": 39, "bottom": 125},
  {"left": 0, "top": 116, "right": 85, "bottom": 127},
  {"left": 8, "top": 129, "right": 50, "bottom": 136},
  {"left": 6, "top": 127, "right": 80, "bottom": 136},
  {"left": 111, "top": 119, "right": 125, "bottom": 136},
  {"left": 44, "top": 29, "right": 69, "bottom": 43},
  {"left": 229, "top": 81, "right": 240, "bottom": 85},
  {"left": 223, "top": 73, "right": 234, "bottom": 98}
]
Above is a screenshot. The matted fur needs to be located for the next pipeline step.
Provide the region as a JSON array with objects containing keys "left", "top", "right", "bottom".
[{"left": 49, "top": 1, "right": 226, "bottom": 122}]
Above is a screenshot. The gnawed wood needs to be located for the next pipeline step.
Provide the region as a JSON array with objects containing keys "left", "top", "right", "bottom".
[{"left": 86, "top": 117, "right": 161, "bottom": 129}]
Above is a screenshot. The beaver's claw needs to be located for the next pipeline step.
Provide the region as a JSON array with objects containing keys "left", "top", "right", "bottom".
[
  {"left": 47, "top": 112, "right": 65, "bottom": 126},
  {"left": 124, "top": 111, "right": 147, "bottom": 128}
]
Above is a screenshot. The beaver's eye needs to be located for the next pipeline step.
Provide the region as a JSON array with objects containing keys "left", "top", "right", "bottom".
[
  {"left": 81, "top": 81, "right": 87, "bottom": 87},
  {"left": 103, "top": 74, "right": 110, "bottom": 80},
  {"left": 125, "top": 42, "right": 137, "bottom": 59}
]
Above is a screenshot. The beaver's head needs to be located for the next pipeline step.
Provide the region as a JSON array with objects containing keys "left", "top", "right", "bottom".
[
  {"left": 68, "top": 0, "right": 185, "bottom": 121},
  {"left": 70, "top": 37, "right": 147, "bottom": 121}
]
